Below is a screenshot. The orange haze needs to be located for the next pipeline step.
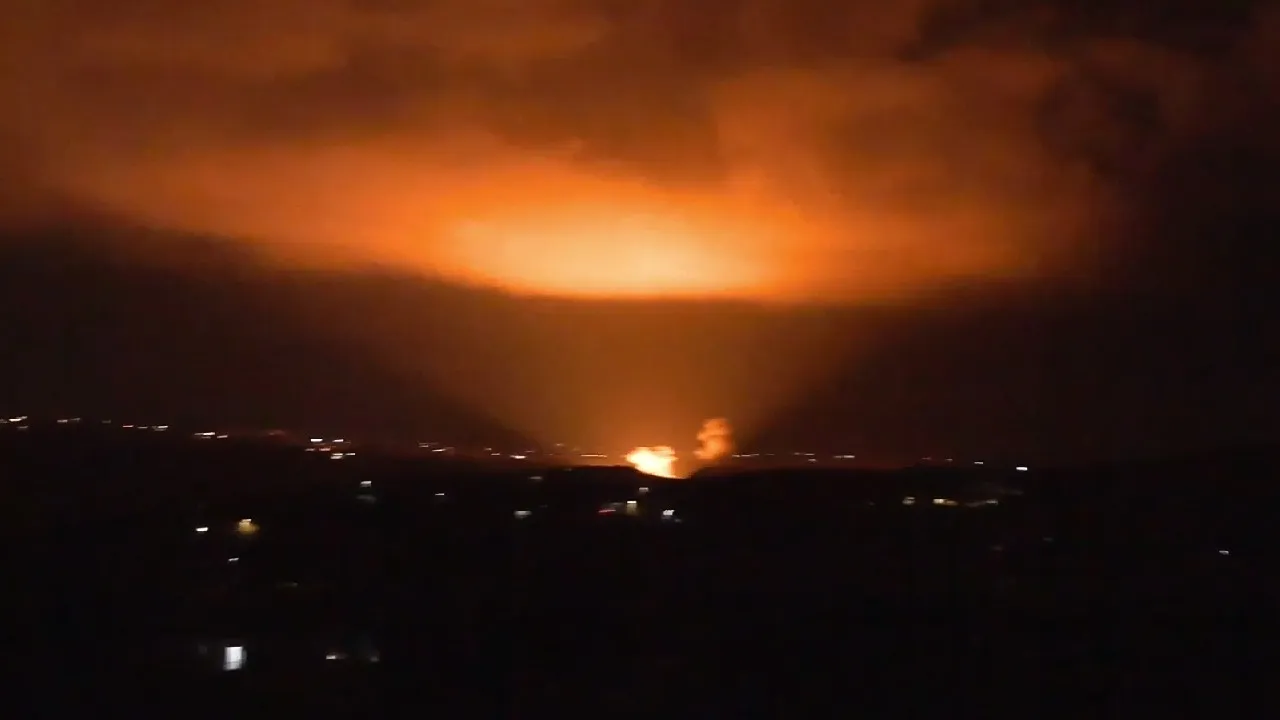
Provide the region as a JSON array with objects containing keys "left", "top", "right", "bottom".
[{"left": 0, "top": 0, "right": 1213, "bottom": 304}]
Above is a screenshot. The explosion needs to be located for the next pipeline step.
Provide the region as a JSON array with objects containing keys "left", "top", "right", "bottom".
[
  {"left": 626, "top": 418, "right": 734, "bottom": 478},
  {"left": 625, "top": 446, "right": 677, "bottom": 478}
]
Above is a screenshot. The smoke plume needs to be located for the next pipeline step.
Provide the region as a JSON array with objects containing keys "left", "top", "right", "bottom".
[
  {"left": 626, "top": 418, "right": 733, "bottom": 477},
  {"left": 694, "top": 417, "right": 734, "bottom": 462}
]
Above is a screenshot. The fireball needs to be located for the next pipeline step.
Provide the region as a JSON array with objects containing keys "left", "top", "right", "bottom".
[{"left": 625, "top": 445, "right": 678, "bottom": 478}]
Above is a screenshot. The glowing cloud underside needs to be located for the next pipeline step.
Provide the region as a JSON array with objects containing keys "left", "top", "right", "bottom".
[{"left": 1, "top": 0, "right": 1227, "bottom": 305}]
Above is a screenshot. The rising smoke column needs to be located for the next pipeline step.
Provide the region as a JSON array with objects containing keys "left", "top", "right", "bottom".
[{"left": 694, "top": 417, "right": 733, "bottom": 461}]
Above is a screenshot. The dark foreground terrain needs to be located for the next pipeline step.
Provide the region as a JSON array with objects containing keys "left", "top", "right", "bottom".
[{"left": 4, "top": 423, "right": 1278, "bottom": 715}]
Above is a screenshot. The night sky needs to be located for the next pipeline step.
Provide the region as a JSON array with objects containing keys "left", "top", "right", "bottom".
[{"left": 1, "top": 0, "right": 1277, "bottom": 464}]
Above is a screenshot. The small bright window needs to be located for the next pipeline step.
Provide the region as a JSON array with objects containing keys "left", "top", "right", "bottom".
[{"left": 223, "top": 645, "right": 245, "bottom": 671}]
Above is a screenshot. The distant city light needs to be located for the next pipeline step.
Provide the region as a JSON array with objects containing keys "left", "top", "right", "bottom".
[
  {"left": 974, "top": 461, "right": 984, "bottom": 465},
  {"left": 195, "top": 526, "right": 209, "bottom": 533},
  {"left": 360, "top": 480, "right": 372, "bottom": 488},
  {"left": 514, "top": 510, "right": 532, "bottom": 519},
  {"left": 1219, "top": 549, "right": 1230, "bottom": 556},
  {"left": 228, "top": 557, "right": 239, "bottom": 563},
  {"left": 661, "top": 509, "right": 675, "bottom": 518},
  {"left": 1016, "top": 466, "right": 1029, "bottom": 472},
  {"left": 510, "top": 454, "right": 527, "bottom": 460},
  {"left": 310, "top": 438, "right": 323, "bottom": 443}
]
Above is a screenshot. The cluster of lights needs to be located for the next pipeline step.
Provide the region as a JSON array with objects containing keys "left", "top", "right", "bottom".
[
  {"left": 902, "top": 496, "right": 1000, "bottom": 508},
  {"left": 196, "top": 519, "right": 261, "bottom": 536},
  {"left": 220, "top": 643, "right": 377, "bottom": 671}
]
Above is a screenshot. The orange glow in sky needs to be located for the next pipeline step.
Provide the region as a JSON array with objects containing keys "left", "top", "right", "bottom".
[
  {"left": 438, "top": 208, "right": 772, "bottom": 299},
  {"left": 0, "top": 0, "right": 1213, "bottom": 307},
  {"left": 60, "top": 144, "right": 1058, "bottom": 305}
]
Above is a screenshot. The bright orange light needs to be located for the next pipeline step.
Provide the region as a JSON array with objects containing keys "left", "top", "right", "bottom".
[
  {"left": 625, "top": 445, "right": 678, "bottom": 478},
  {"left": 58, "top": 136, "right": 1072, "bottom": 306},
  {"left": 436, "top": 207, "right": 774, "bottom": 299}
]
